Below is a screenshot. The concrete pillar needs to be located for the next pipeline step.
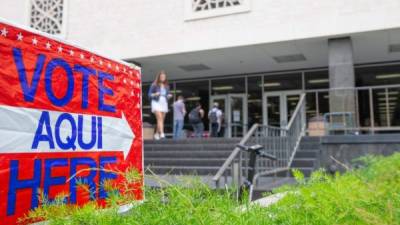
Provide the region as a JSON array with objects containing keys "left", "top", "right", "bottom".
[{"left": 328, "top": 37, "right": 357, "bottom": 127}]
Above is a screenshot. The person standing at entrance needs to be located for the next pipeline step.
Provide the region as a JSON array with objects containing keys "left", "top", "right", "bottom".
[
  {"left": 188, "top": 102, "right": 205, "bottom": 138},
  {"left": 173, "top": 95, "right": 186, "bottom": 139},
  {"left": 208, "top": 102, "right": 223, "bottom": 137},
  {"left": 148, "top": 70, "right": 172, "bottom": 140}
]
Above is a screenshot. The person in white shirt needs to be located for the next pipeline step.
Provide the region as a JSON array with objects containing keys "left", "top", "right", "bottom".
[{"left": 208, "top": 102, "right": 223, "bottom": 137}]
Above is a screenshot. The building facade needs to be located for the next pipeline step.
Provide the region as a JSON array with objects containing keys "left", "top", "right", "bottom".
[{"left": 2, "top": 0, "right": 400, "bottom": 137}]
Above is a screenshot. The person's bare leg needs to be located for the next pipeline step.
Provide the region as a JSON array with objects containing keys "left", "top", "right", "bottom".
[
  {"left": 159, "top": 112, "right": 166, "bottom": 137},
  {"left": 155, "top": 111, "right": 162, "bottom": 134}
]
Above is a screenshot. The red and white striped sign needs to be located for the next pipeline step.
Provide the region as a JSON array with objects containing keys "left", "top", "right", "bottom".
[{"left": 0, "top": 19, "right": 143, "bottom": 224}]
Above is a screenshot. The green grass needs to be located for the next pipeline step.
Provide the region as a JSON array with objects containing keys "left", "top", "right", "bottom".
[{"left": 25, "top": 153, "right": 400, "bottom": 225}]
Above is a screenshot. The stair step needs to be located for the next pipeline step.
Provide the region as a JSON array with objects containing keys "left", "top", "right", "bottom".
[
  {"left": 145, "top": 144, "right": 236, "bottom": 151},
  {"left": 145, "top": 158, "right": 226, "bottom": 167},
  {"left": 144, "top": 138, "right": 241, "bottom": 145},
  {"left": 291, "top": 158, "right": 315, "bottom": 168},
  {"left": 145, "top": 165, "right": 220, "bottom": 175},
  {"left": 294, "top": 151, "right": 318, "bottom": 158},
  {"left": 142, "top": 136, "right": 321, "bottom": 179},
  {"left": 144, "top": 150, "right": 232, "bottom": 158},
  {"left": 299, "top": 143, "right": 320, "bottom": 150}
]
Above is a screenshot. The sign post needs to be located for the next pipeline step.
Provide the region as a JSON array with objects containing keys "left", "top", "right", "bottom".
[{"left": 0, "top": 19, "right": 143, "bottom": 224}]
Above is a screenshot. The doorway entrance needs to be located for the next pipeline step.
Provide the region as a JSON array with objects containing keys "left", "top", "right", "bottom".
[
  {"left": 210, "top": 94, "right": 248, "bottom": 138},
  {"left": 263, "top": 91, "right": 302, "bottom": 128}
]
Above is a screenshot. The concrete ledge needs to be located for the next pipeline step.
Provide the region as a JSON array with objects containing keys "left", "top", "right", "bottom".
[{"left": 321, "top": 134, "right": 400, "bottom": 144}]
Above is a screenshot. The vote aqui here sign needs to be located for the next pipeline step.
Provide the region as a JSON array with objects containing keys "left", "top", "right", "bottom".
[{"left": 0, "top": 19, "right": 143, "bottom": 224}]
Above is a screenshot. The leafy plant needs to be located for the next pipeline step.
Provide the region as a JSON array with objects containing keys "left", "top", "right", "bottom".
[{"left": 24, "top": 153, "right": 400, "bottom": 225}]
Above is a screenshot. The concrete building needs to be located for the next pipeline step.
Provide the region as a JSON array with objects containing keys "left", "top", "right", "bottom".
[{"left": 2, "top": 0, "right": 400, "bottom": 137}]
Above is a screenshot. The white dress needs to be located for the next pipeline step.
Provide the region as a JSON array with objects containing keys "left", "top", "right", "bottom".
[{"left": 151, "top": 87, "right": 169, "bottom": 113}]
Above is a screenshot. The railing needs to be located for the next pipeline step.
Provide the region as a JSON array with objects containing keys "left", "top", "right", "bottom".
[
  {"left": 305, "top": 85, "right": 400, "bottom": 134},
  {"left": 212, "top": 94, "right": 306, "bottom": 198}
]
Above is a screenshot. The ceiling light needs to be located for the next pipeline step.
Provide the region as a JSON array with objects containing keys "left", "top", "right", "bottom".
[
  {"left": 170, "top": 90, "right": 182, "bottom": 94},
  {"left": 376, "top": 74, "right": 400, "bottom": 79},
  {"left": 308, "top": 79, "right": 329, "bottom": 84},
  {"left": 262, "top": 82, "right": 281, "bottom": 87},
  {"left": 379, "top": 102, "right": 396, "bottom": 106},
  {"left": 186, "top": 97, "right": 201, "bottom": 101},
  {"left": 212, "top": 86, "right": 233, "bottom": 91},
  {"left": 378, "top": 97, "right": 397, "bottom": 101},
  {"left": 377, "top": 91, "right": 399, "bottom": 96},
  {"left": 287, "top": 97, "right": 300, "bottom": 101},
  {"left": 248, "top": 99, "right": 262, "bottom": 103}
]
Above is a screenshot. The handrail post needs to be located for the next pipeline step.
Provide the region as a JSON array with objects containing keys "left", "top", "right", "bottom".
[
  {"left": 213, "top": 94, "right": 307, "bottom": 202},
  {"left": 212, "top": 124, "right": 259, "bottom": 184}
]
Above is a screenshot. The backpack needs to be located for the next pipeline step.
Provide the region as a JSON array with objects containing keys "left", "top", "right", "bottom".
[
  {"left": 188, "top": 108, "right": 201, "bottom": 124},
  {"left": 209, "top": 110, "right": 218, "bottom": 123}
]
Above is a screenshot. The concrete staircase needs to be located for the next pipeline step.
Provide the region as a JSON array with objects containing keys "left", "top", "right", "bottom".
[
  {"left": 144, "top": 136, "right": 321, "bottom": 189},
  {"left": 144, "top": 138, "right": 240, "bottom": 176}
]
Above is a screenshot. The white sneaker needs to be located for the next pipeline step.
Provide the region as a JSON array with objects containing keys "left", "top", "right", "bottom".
[
  {"left": 160, "top": 133, "right": 165, "bottom": 139},
  {"left": 154, "top": 133, "right": 160, "bottom": 140}
]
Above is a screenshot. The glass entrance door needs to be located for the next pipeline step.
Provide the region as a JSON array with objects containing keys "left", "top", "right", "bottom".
[
  {"left": 263, "top": 91, "right": 302, "bottom": 128},
  {"left": 210, "top": 94, "right": 247, "bottom": 138}
]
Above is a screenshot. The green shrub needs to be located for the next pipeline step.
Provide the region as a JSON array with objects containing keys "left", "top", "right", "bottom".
[{"left": 25, "top": 153, "right": 400, "bottom": 225}]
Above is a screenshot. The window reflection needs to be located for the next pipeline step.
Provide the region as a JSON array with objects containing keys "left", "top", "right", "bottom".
[
  {"left": 142, "top": 84, "right": 155, "bottom": 125},
  {"left": 356, "top": 65, "right": 400, "bottom": 87},
  {"left": 357, "top": 89, "right": 371, "bottom": 127},
  {"left": 263, "top": 73, "right": 302, "bottom": 91},
  {"left": 306, "top": 92, "right": 317, "bottom": 123},
  {"left": 318, "top": 91, "right": 329, "bottom": 116},
  {"left": 388, "top": 88, "right": 400, "bottom": 127},
  {"left": 305, "top": 70, "right": 329, "bottom": 90},
  {"left": 211, "top": 77, "right": 245, "bottom": 95},
  {"left": 372, "top": 89, "right": 389, "bottom": 127},
  {"left": 247, "top": 76, "right": 262, "bottom": 127}
]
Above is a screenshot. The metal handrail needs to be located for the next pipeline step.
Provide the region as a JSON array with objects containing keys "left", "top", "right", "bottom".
[
  {"left": 286, "top": 94, "right": 306, "bottom": 130},
  {"left": 212, "top": 94, "right": 307, "bottom": 197},
  {"left": 252, "top": 94, "right": 306, "bottom": 185},
  {"left": 212, "top": 123, "right": 259, "bottom": 188}
]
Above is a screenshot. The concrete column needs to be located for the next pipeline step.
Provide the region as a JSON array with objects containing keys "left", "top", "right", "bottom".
[{"left": 328, "top": 37, "right": 357, "bottom": 127}]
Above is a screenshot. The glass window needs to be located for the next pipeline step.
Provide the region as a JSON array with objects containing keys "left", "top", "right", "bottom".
[
  {"left": 317, "top": 91, "right": 330, "bottom": 116},
  {"left": 356, "top": 64, "right": 400, "bottom": 87},
  {"left": 306, "top": 92, "right": 317, "bottom": 123},
  {"left": 389, "top": 87, "right": 400, "bottom": 127},
  {"left": 247, "top": 76, "right": 262, "bottom": 127},
  {"left": 142, "top": 84, "right": 155, "bottom": 125},
  {"left": 372, "top": 88, "right": 389, "bottom": 127},
  {"left": 263, "top": 73, "right": 302, "bottom": 92},
  {"left": 266, "top": 95, "right": 281, "bottom": 127},
  {"left": 305, "top": 70, "right": 329, "bottom": 90},
  {"left": 211, "top": 77, "right": 245, "bottom": 95},
  {"left": 357, "top": 89, "right": 371, "bottom": 127},
  {"left": 176, "top": 80, "right": 210, "bottom": 131}
]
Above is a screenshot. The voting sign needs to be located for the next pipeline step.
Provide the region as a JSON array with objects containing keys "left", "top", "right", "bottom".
[{"left": 0, "top": 19, "right": 143, "bottom": 224}]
